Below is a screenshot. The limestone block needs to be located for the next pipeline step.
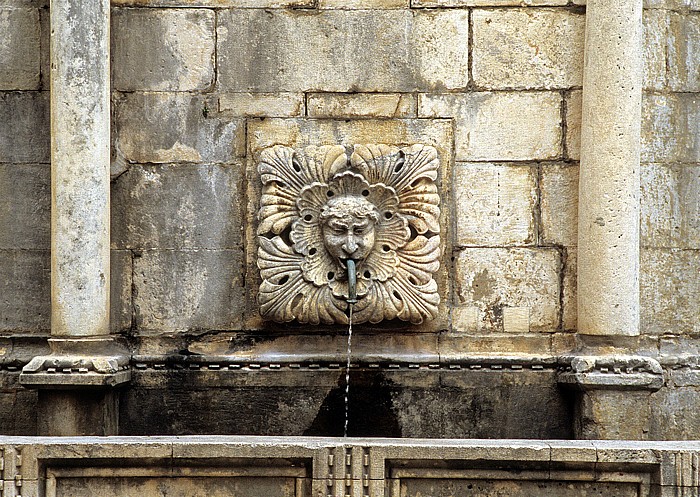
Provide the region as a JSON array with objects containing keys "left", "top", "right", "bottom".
[
  {"left": 113, "top": 0, "right": 314, "bottom": 6},
  {"left": 668, "top": 12, "right": 700, "bottom": 92},
  {"left": 217, "top": 9, "right": 469, "bottom": 92},
  {"left": 112, "top": 8, "right": 215, "bottom": 91},
  {"left": 0, "top": 8, "right": 40, "bottom": 90},
  {"left": 245, "top": 117, "right": 452, "bottom": 332},
  {"left": 540, "top": 163, "right": 578, "bottom": 247},
  {"left": 651, "top": 387, "right": 700, "bottom": 440},
  {"left": 565, "top": 90, "right": 582, "bottom": 161},
  {"left": 0, "top": 91, "right": 49, "bottom": 163},
  {"left": 307, "top": 93, "right": 415, "bottom": 118},
  {"left": 112, "top": 163, "right": 242, "bottom": 250},
  {"left": 419, "top": 92, "right": 561, "bottom": 161},
  {"left": 644, "top": 10, "right": 669, "bottom": 91},
  {"left": 641, "top": 164, "right": 700, "bottom": 249},
  {"left": 320, "top": 0, "right": 407, "bottom": 6},
  {"left": 414, "top": 0, "right": 568, "bottom": 5},
  {"left": 642, "top": 93, "right": 700, "bottom": 163},
  {"left": 562, "top": 247, "right": 577, "bottom": 331},
  {"left": 454, "top": 248, "right": 561, "bottom": 332},
  {"left": 114, "top": 92, "right": 243, "bottom": 164},
  {"left": 111, "top": 250, "right": 132, "bottom": 333},
  {"left": 503, "top": 307, "right": 530, "bottom": 332},
  {"left": 218, "top": 93, "right": 304, "bottom": 117},
  {"left": 0, "top": 249, "right": 49, "bottom": 332},
  {"left": 454, "top": 163, "right": 537, "bottom": 247},
  {"left": 472, "top": 8, "right": 584, "bottom": 89},
  {"left": 133, "top": 249, "right": 244, "bottom": 331},
  {"left": 641, "top": 248, "right": 700, "bottom": 335},
  {"left": 0, "top": 164, "right": 49, "bottom": 249}
]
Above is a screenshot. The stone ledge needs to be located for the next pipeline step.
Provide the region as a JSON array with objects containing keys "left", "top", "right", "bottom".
[
  {"left": 19, "top": 338, "right": 131, "bottom": 389},
  {"left": 558, "top": 355, "right": 664, "bottom": 391}
]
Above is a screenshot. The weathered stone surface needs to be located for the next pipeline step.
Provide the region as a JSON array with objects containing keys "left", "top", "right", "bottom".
[
  {"left": 641, "top": 164, "right": 700, "bottom": 249},
  {"left": 651, "top": 387, "right": 700, "bottom": 440},
  {"left": 0, "top": 91, "right": 49, "bottom": 163},
  {"left": 0, "top": 163, "right": 49, "bottom": 249},
  {"left": 111, "top": 250, "right": 132, "bottom": 333},
  {"left": 641, "top": 248, "right": 700, "bottom": 335},
  {"left": 565, "top": 90, "right": 582, "bottom": 161},
  {"left": 402, "top": 479, "right": 638, "bottom": 497},
  {"left": 472, "top": 8, "right": 584, "bottom": 89},
  {"left": 245, "top": 118, "right": 452, "bottom": 332},
  {"left": 0, "top": 8, "right": 40, "bottom": 90},
  {"left": 319, "top": 0, "right": 407, "bottom": 6},
  {"left": 113, "top": 0, "right": 314, "bottom": 6},
  {"left": 307, "top": 93, "right": 415, "bottom": 118},
  {"left": 414, "top": 0, "right": 568, "bottom": 5},
  {"left": 217, "top": 9, "right": 469, "bottom": 92},
  {"left": 454, "top": 248, "right": 561, "bottom": 332},
  {"left": 668, "top": 12, "right": 700, "bottom": 92},
  {"left": 540, "top": 163, "right": 578, "bottom": 247},
  {"left": 111, "top": 8, "right": 215, "bottom": 92},
  {"left": 114, "top": 92, "right": 243, "bottom": 164},
  {"left": 133, "top": 249, "right": 244, "bottom": 331},
  {"left": 577, "top": 390, "right": 653, "bottom": 440},
  {"left": 419, "top": 92, "right": 562, "bottom": 161},
  {"left": 218, "top": 93, "right": 304, "bottom": 117},
  {"left": 55, "top": 476, "right": 299, "bottom": 497},
  {"left": 644, "top": 9, "right": 669, "bottom": 91},
  {"left": 454, "top": 163, "right": 537, "bottom": 247},
  {"left": 112, "top": 163, "right": 242, "bottom": 250},
  {"left": 642, "top": 93, "right": 700, "bottom": 163},
  {"left": 562, "top": 247, "right": 577, "bottom": 331},
  {"left": 0, "top": 249, "right": 49, "bottom": 332}
]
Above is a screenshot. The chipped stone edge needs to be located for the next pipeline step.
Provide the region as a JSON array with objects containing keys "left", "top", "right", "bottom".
[{"left": 558, "top": 355, "right": 664, "bottom": 391}]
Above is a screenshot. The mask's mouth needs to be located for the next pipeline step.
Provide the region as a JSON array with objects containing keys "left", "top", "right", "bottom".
[{"left": 346, "top": 259, "right": 358, "bottom": 304}]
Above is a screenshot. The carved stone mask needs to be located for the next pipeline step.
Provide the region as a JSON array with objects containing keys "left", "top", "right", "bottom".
[
  {"left": 257, "top": 144, "right": 441, "bottom": 325},
  {"left": 320, "top": 194, "right": 378, "bottom": 266}
]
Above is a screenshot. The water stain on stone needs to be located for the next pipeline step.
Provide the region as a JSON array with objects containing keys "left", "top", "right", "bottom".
[{"left": 471, "top": 268, "right": 496, "bottom": 302}]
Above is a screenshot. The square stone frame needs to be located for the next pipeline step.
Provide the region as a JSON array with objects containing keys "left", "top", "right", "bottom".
[{"left": 243, "top": 118, "right": 454, "bottom": 333}]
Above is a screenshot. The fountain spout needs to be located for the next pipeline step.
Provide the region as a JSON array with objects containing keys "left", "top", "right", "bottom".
[{"left": 346, "top": 259, "right": 358, "bottom": 304}]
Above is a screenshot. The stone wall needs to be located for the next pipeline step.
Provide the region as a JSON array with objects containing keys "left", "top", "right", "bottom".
[{"left": 1, "top": 0, "right": 700, "bottom": 438}]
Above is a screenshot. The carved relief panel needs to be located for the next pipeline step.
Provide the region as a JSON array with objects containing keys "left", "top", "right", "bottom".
[{"left": 256, "top": 144, "right": 441, "bottom": 325}]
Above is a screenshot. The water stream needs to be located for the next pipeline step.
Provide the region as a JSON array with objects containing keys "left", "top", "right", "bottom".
[{"left": 344, "top": 303, "right": 353, "bottom": 437}]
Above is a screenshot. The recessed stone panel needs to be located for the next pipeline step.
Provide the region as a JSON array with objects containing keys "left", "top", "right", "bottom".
[{"left": 217, "top": 9, "right": 469, "bottom": 92}]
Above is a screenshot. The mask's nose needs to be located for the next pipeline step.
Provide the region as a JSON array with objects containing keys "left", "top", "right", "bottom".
[{"left": 342, "top": 234, "right": 358, "bottom": 255}]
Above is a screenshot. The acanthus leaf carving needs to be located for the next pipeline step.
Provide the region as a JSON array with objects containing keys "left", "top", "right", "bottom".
[{"left": 257, "top": 143, "right": 442, "bottom": 325}]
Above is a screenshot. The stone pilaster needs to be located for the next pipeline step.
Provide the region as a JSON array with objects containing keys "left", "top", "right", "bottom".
[
  {"left": 19, "top": 0, "right": 129, "bottom": 435},
  {"left": 577, "top": 0, "right": 643, "bottom": 336}
]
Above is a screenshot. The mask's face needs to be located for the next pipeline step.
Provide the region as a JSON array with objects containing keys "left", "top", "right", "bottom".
[{"left": 321, "top": 196, "right": 377, "bottom": 265}]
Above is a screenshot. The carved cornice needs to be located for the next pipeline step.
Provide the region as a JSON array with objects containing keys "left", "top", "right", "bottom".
[
  {"left": 19, "top": 338, "right": 131, "bottom": 388},
  {"left": 557, "top": 355, "right": 664, "bottom": 391}
]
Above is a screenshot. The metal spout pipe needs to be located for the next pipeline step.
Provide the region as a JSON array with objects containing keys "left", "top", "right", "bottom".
[{"left": 346, "top": 259, "right": 358, "bottom": 304}]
